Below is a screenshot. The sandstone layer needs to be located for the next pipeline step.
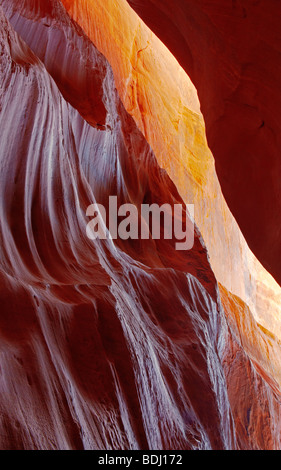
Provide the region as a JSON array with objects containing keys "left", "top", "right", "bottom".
[
  {"left": 59, "top": 0, "right": 281, "bottom": 344},
  {"left": 127, "top": 0, "right": 281, "bottom": 287},
  {"left": 0, "top": 0, "right": 280, "bottom": 450}
]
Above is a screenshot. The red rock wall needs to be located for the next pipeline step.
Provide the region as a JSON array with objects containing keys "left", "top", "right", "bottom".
[
  {"left": 59, "top": 0, "right": 281, "bottom": 347},
  {"left": 0, "top": 1, "right": 232, "bottom": 449},
  {"left": 0, "top": 0, "right": 281, "bottom": 450},
  {"left": 127, "top": 0, "right": 281, "bottom": 287}
]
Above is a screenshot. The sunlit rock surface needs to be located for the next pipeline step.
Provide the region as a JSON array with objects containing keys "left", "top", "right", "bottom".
[
  {"left": 0, "top": 0, "right": 281, "bottom": 450},
  {"left": 127, "top": 0, "right": 281, "bottom": 288},
  {"left": 220, "top": 284, "right": 281, "bottom": 450},
  {"left": 59, "top": 0, "right": 281, "bottom": 343},
  {"left": 0, "top": 1, "right": 232, "bottom": 450}
]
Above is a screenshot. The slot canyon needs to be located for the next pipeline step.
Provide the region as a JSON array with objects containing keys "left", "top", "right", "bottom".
[{"left": 0, "top": 0, "right": 281, "bottom": 450}]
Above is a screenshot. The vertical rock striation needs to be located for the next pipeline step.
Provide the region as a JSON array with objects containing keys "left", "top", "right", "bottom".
[
  {"left": 59, "top": 0, "right": 281, "bottom": 344},
  {"left": 0, "top": 0, "right": 280, "bottom": 450},
  {"left": 0, "top": 1, "right": 232, "bottom": 450}
]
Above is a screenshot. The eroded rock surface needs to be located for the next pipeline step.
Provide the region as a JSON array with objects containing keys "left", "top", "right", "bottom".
[
  {"left": 0, "top": 0, "right": 280, "bottom": 450},
  {"left": 127, "top": 0, "right": 281, "bottom": 287}
]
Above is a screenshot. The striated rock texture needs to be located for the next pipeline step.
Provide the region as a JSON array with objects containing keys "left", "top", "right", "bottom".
[
  {"left": 0, "top": 1, "right": 232, "bottom": 450},
  {"left": 59, "top": 0, "right": 281, "bottom": 345},
  {"left": 220, "top": 284, "right": 281, "bottom": 449},
  {"left": 0, "top": 0, "right": 281, "bottom": 451}
]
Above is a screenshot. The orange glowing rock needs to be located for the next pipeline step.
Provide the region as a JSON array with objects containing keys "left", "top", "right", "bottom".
[
  {"left": 220, "top": 283, "right": 281, "bottom": 449},
  {"left": 61, "top": 0, "right": 281, "bottom": 343},
  {"left": 1, "top": 0, "right": 281, "bottom": 451},
  {"left": 0, "top": 1, "right": 233, "bottom": 449},
  {"left": 127, "top": 0, "right": 281, "bottom": 289}
]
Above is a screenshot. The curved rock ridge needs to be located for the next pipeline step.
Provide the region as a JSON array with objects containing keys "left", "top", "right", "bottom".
[
  {"left": 59, "top": 0, "right": 281, "bottom": 345},
  {"left": 0, "top": 2, "right": 233, "bottom": 450},
  {"left": 126, "top": 0, "right": 281, "bottom": 288},
  {"left": 1, "top": 0, "right": 281, "bottom": 451},
  {"left": 1, "top": 0, "right": 107, "bottom": 129}
]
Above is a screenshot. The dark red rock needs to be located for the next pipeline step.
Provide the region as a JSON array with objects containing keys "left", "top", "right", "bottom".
[
  {"left": 0, "top": 0, "right": 281, "bottom": 450},
  {"left": 127, "top": 0, "right": 281, "bottom": 287},
  {"left": 0, "top": 1, "right": 232, "bottom": 449}
]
